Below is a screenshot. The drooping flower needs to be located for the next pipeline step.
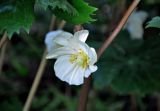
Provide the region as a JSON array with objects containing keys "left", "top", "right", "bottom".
[
  {"left": 125, "top": 10, "right": 148, "bottom": 39},
  {"left": 46, "top": 30, "right": 98, "bottom": 85}
]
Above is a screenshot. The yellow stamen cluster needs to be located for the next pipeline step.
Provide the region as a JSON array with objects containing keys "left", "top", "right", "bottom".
[{"left": 69, "top": 49, "right": 89, "bottom": 69}]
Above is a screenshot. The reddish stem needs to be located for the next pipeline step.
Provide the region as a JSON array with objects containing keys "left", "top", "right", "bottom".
[
  {"left": 77, "top": 0, "right": 140, "bottom": 111},
  {"left": 130, "top": 94, "right": 137, "bottom": 111},
  {"left": 77, "top": 76, "right": 92, "bottom": 111},
  {"left": 98, "top": 0, "right": 140, "bottom": 58}
]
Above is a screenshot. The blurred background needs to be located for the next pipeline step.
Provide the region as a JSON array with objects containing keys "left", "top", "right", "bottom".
[{"left": 0, "top": 0, "right": 160, "bottom": 111}]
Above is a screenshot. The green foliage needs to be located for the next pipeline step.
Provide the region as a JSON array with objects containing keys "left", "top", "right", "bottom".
[
  {"left": 146, "top": 16, "right": 160, "bottom": 28},
  {"left": 32, "top": 86, "right": 77, "bottom": 111},
  {"left": 37, "top": 0, "right": 97, "bottom": 24},
  {"left": 11, "top": 59, "right": 28, "bottom": 77},
  {"left": 0, "top": 97, "right": 22, "bottom": 111},
  {"left": 145, "top": 0, "right": 160, "bottom": 4},
  {"left": 87, "top": 89, "right": 125, "bottom": 111},
  {"left": 0, "top": 0, "right": 35, "bottom": 39},
  {"left": 88, "top": 95, "right": 124, "bottom": 111},
  {"left": 0, "top": 0, "right": 97, "bottom": 38},
  {"left": 32, "top": 85, "right": 125, "bottom": 111},
  {"left": 54, "top": 0, "right": 97, "bottom": 24},
  {"left": 36, "top": 0, "right": 78, "bottom": 15},
  {"left": 93, "top": 31, "right": 160, "bottom": 95}
]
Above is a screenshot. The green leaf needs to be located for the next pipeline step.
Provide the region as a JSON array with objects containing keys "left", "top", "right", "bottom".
[
  {"left": 0, "top": 97, "right": 22, "bottom": 111},
  {"left": 36, "top": 0, "right": 97, "bottom": 24},
  {"left": 93, "top": 31, "right": 160, "bottom": 95},
  {"left": 146, "top": 16, "right": 160, "bottom": 28},
  {"left": 53, "top": 0, "right": 97, "bottom": 24},
  {"left": 36, "top": 0, "right": 78, "bottom": 15},
  {"left": 32, "top": 86, "right": 77, "bottom": 111},
  {"left": 11, "top": 59, "right": 28, "bottom": 77},
  {"left": 0, "top": 0, "right": 35, "bottom": 39},
  {"left": 145, "top": 0, "right": 160, "bottom": 4}
]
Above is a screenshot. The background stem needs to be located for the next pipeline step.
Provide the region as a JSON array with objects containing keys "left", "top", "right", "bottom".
[
  {"left": 155, "top": 93, "right": 160, "bottom": 111},
  {"left": 77, "top": 0, "right": 140, "bottom": 111},
  {"left": 130, "top": 94, "right": 137, "bottom": 111},
  {"left": 23, "top": 17, "right": 66, "bottom": 111},
  {"left": 98, "top": 0, "right": 140, "bottom": 58},
  {"left": 23, "top": 50, "right": 47, "bottom": 111},
  {"left": 0, "top": 31, "right": 7, "bottom": 49},
  {"left": 0, "top": 40, "right": 8, "bottom": 74}
]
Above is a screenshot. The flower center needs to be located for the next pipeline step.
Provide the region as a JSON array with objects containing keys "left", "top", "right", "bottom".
[{"left": 69, "top": 49, "right": 89, "bottom": 69}]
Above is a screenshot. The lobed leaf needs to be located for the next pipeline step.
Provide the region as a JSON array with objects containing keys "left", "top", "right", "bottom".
[
  {"left": 53, "top": 0, "right": 97, "bottom": 24},
  {"left": 0, "top": 0, "right": 35, "bottom": 39},
  {"left": 36, "top": 0, "right": 78, "bottom": 15}
]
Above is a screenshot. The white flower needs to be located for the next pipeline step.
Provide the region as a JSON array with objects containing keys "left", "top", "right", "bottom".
[
  {"left": 45, "top": 30, "right": 73, "bottom": 52},
  {"left": 46, "top": 30, "right": 98, "bottom": 85},
  {"left": 125, "top": 10, "right": 148, "bottom": 39}
]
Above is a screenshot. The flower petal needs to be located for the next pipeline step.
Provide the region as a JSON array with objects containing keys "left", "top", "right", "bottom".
[
  {"left": 89, "top": 48, "right": 97, "bottom": 65},
  {"left": 84, "top": 68, "right": 91, "bottom": 78},
  {"left": 54, "top": 31, "right": 73, "bottom": 46},
  {"left": 89, "top": 65, "right": 98, "bottom": 72},
  {"left": 67, "top": 38, "right": 80, "bottom": 51},
  {"left": 78, "top": 41, "right": 90, "bottom": 55},
  {"left": 84, "top": 65, "right": 97, "bottom": 78},
  {"left": 54, "top": 55, "right": 85, "bottom": 85},
  {"left": 68, "top": 66, "right": 85, "bottom": 85},
  {"left": 78, "top": 41, "right": 97, "bottom": 65},
  {"left": 46, "top": 47, "right": 74, "bottom": 59},
  {"left": 58, "top": 31, "right": 73, "bottom": 39},
  {"left": 45, "top": 30, "right": 62, "bottom": 52},
  {"left": 54, "top": 37, "right": 70, "bottom": 46},
  {"left": 74, "top": 30, "right": 89, "bottom": 42},
  {"left": 54, "top": 55, "right": 75, "bottom": 81}
]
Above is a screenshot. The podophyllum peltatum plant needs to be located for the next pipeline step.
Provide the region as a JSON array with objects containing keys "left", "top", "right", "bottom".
[{"left": 0, "top": 0, "right": 160, "bottom": 111}]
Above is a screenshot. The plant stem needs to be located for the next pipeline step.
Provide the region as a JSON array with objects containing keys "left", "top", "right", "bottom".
[
  {"left": 0, "top": 31, "right": 8, "bottom": 75},
  {"left": 49, "top": 16, "right": 56, "bottom": 31},
  {"left": 58, "top": 20, "right": 66, "bottom": 30},
  {"left": 0, "top": 40, "right": 8, "bottom": 74},
  {"left": 77, "top": 0, "right": 140, "bottom": 111},
  {"left": 23, "top": 50, "right": 47, "bottom": 111},
  {"left": 23, "top": 16, "right": 56, "bottom": 111},
  {"left": 98, "top": 0, "right": 140, "bottom": 58},
  {"left": 23, "top": 16, "right": 65, "bottom": 111},
  {"left": 77, "top": 76, "right": 92, "bottom": 111},
  {"left": 23, "top": 16, "right": 66, "bottom": 111},
  {"left": 0, "top": 31, "right": 7, "bottom": 49},
  {"left": 74, "top": 25, "right": 83, "bottom": 32},
  {"left": 130, "top": 94, "right": 137, "bottom": 111},
  {"left": 156, "top": 93, "right": 160, "bottom": 111}
]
